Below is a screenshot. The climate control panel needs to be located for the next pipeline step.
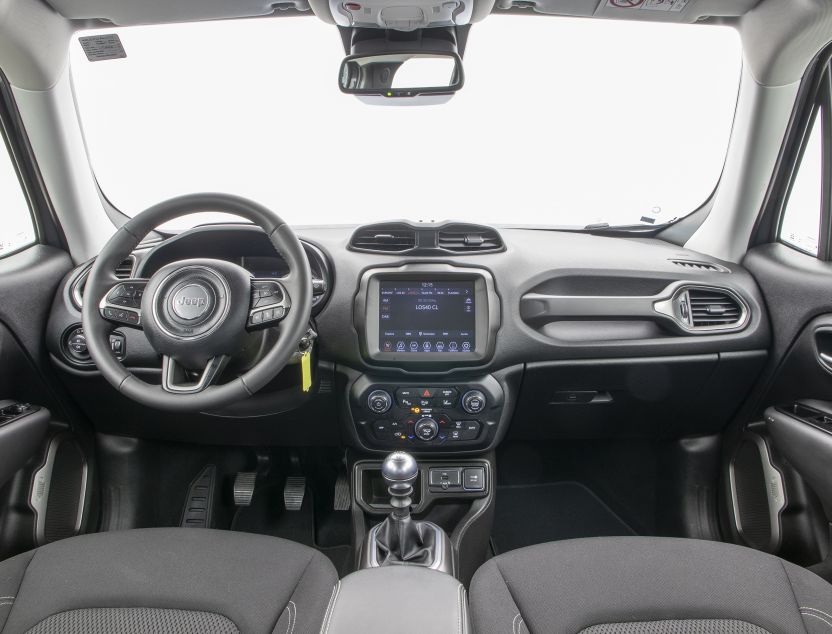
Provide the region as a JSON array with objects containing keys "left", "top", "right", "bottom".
[{"left": 348, "top": 376, "right": 506, "bottom": 452}]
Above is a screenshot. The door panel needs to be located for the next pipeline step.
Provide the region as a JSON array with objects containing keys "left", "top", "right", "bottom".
[{"left": 0, "top": 244, "right": 92, "bottom": 559}]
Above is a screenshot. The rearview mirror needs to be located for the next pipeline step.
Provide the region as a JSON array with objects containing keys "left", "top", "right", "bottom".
[{"left": 339, "top": 52, "right": 464, "bottom": 98}]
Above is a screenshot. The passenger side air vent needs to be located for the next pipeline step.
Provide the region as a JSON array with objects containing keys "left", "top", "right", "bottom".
[
  {"left": 437, "top": 224, "right": 504, "bottom": 253},
  {"left": 688, "top": 288, "right": 744, "bottom": 328},
  {"left": 350, "top": 224, "right": 417, "bottom": 253},
  {"left": 114, "top": 256, "right": 136, "bottom": 279},
  {"left": 671, "top": 259, "right": 728, "bottom": 273}
]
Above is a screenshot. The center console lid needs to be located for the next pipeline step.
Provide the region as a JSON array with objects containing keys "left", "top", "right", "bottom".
[{"left": 321, "top": 566, "right": 470, "bottom": 634}]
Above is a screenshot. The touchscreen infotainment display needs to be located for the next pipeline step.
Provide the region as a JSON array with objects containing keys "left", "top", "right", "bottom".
[{"left": 379, "top": 281, "right": 475, "bottom": 353}]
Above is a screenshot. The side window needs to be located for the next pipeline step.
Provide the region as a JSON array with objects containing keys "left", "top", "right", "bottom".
[
  {"left": 0, "top": 135, "right": 36, "bottom": 258},
  {"left": 779, "top": 111, "right": 823, "bottom": 256}
]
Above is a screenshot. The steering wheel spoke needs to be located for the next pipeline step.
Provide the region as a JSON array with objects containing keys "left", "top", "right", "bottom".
[
  {"left": 161, "top": 354, "right": 229, "bottom": 394},
  {"left": 247, "top": 278, "right": 292, "bottom": 330},
  {"left": 98, "top": 279, "right": 148, "bottom": 329}
]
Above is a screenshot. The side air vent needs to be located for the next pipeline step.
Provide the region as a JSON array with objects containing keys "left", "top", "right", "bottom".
[
  {"left": 437, "top": 224, "right": 504, "bottom": 253},
  {"left": 350, "top": 224, "right": 417, "bottom": 253},
  {"left": 671, "top": 259, "right": 728, "bottom": 273},
  {"left": 114, "top": 256, "right": 135, "bottom": 279},
  {"left": 71, "top": 256, "right": 136, "bottom": 309},
  {"left": 688, "top": 288, "right": 745, "bottom": 328}
]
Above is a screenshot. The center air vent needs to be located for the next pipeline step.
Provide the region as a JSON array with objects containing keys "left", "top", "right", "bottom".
[
  {"left": 350, "top": 224, "right": 417, "bottom": 253},
  {"left": 437, "top": 224, "right": 504, "bottom": 253},
  {"left": 687, "top": 288, "right": 745, "bottom": 329}
]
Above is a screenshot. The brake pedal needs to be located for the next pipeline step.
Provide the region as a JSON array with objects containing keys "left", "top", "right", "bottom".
[
  {"left": 284, "top": 476, "right": 306, "bottom": 511},
  {"left": 333, "top": 472, "right": 350, "bottom": 511},
  {"left": 233, "top": 472, "right": 257, "bottom": 507},
  {"left": 181, "top": 465, "right": 216, "bottom": 528}
]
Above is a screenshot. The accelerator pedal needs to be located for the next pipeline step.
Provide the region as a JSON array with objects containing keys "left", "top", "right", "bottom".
[
  {"left": 233, "top": 472, "right": 257, "bottom": 507},
  {"left": 181, "top": 465, "right": 216, "bottom": 528},
  {"left": 284, "top": 476, "right": 306, "bottom": 511},
  {"left": 334, "top": 472, "right": 350, "bottom": 511}
]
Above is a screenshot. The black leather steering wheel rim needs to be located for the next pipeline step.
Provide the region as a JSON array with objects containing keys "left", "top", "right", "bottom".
[{"left": 81, "top": 193, "right": 312, "bottom": 413}]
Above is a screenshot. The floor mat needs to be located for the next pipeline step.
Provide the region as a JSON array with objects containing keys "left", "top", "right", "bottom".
[
  {"left": 492, "top": 481, "right": 636, "bottom": 554},
  {"left": 231, "top": 482, "right": 352, "bottom": 576}
]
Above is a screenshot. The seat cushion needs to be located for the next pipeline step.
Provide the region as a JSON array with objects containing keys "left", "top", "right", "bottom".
[
  {"left": 470, "top": 537, "right": 832, "bottom": 634},
  {"left": 0, "top": 528, "right": 338, "bottom": 634}
]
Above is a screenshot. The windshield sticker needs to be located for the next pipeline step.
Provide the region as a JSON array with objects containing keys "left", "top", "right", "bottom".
[
  {"left": 79, "top": 34, "right": 126, "bottom": 62},
  {"left": 606, "top": 0, "right": 689, "bottom": 10}
]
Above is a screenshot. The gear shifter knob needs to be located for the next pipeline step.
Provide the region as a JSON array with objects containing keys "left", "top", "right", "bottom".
[{"left": 381, "top": 451, "right": 418, "bottom": 517}]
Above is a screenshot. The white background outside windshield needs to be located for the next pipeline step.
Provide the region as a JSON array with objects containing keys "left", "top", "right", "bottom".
[{"left": 70, "top": 16, "right": 742, "bottom": 230}]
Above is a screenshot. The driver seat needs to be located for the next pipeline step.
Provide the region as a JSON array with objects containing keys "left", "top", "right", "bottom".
[{"left": 0, "top": 528, "right": 338, "bottom": 633}]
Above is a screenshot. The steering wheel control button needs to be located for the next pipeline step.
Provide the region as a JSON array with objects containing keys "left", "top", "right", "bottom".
[
  {"left": 414, "top": 417, "right": 439, "bottom": 441},
  {"left": 368, "top": 390, "right": 393, "bottom": 414},
  {"left": 171, "top": 284, "right": 212, "bottom": 321},
  {"left": 247, "top": 279, "right": 291, "bottom": 329},
  {"left": 461, "top": 390, "right": 486, "bottom": 414}
]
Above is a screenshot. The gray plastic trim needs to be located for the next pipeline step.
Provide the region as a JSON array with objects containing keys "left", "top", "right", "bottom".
[
  {"left": 728, "top": 430, "right": 785, "bottom": 553},
  {"left": 29, "top": 433, "right": 88, "bottom": 545}
]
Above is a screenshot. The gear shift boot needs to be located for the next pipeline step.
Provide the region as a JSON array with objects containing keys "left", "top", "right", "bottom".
[{"left": 361, "top": 452, "right": 454, "bottom": 574}]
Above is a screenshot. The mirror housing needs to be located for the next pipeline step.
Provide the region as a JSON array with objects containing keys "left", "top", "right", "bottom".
[
  {"left": 338, "top": 28, "right": 465, "bottom": 99},
  {"left": 339, "top": 51, "right": 463, "bottom": 97}
]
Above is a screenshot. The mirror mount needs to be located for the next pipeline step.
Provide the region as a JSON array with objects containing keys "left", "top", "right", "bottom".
[{"left": 339, "top": 27, "right": 465, "bottom": 99}]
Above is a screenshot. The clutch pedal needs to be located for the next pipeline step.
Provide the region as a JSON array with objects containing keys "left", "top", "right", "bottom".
[{"left": 284, "top": 476, "right": 306, "bottom": 511}]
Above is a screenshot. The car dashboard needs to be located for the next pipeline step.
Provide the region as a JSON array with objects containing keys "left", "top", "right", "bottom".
[{"left": 44, "top": 221, "right": 771, "bottom": 451}]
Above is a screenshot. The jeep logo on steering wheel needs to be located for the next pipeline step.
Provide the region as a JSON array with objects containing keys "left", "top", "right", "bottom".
[{"left": 171, "top": 284, "right": 211, "bottom": 321}]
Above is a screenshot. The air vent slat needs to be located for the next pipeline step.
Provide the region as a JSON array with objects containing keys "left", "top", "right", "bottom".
[
  {"left": 687, "top": 288, "right": 744, "bottom": 329},
  {"left": 671, "top": 259, "right": 727, "bottom": 273},
  {"left": 114, "top": 257, "right": 135, "bottom": 279},
  {"left": 349, "top": 224, "right": 416, "bottom": 253},
  {"left": 437, "top": 223, "right": 504, "bottom": 253}
]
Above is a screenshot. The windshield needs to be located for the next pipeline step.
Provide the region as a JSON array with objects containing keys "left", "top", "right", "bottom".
[{"left": 70, "top": 16, "right": 742, "bottom": 231}]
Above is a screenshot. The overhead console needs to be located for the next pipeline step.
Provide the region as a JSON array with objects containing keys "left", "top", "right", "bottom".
[{"left": 354, "top": 264, "right": 501, "bottom": 367}]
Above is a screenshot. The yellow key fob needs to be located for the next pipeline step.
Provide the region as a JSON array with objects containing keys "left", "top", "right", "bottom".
[{"left": 300, "top": 350, "right": 312, "bottom": 393}]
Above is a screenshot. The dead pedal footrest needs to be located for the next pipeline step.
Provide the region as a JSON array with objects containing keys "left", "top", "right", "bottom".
[
  {"left": 181, "top": 465, "right": 216, "bottom": 528},
  {"left": 284, "top": 476, "right": 306, "bottom": 511}
]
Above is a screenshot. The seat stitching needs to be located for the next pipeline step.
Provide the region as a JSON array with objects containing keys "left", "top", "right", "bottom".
[
  {"left": 457, "top": 584, "right": 464, "bottom": 634},
  {"left": 780, "top": 559, "right": 810, "bottom": 634},
  {"left": 320, "top": 581, "right": 341, "bottom": 634},
  {"left": 285, "top": 600, "right": 297, "bottom": 634},
  {"left": 269, "top": 552, "right": 315, "bottom": 634},
  {"left": 803, "top": 608, "right": 832, "bottom": 621},
  {"left": 493, "top": 559, "right": 526, "bottom": 634},
  {"left": 801, "top": 612, "right": 832, "bottom": 630},
  {"left": 513, "top": 613, "right": 525, "bottom": 634}
]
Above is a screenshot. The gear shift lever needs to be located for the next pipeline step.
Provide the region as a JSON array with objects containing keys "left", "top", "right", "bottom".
[
  {"left": 381, "top": 451, "right": 418, "bottom": 520},
  {"left": 365, "top": 451, "right": 450, "bottom": 572}
]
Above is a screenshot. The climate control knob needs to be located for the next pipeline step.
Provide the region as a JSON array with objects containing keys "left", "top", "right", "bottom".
[
  {"left": 414, "top": 417, "right": 439, "bottom": 442},
  {"left": 367, "top": 390, "right": 393, "bottom": 414},
  {"left": 461, "top": 390, "right": 487, "bottom": 414}
]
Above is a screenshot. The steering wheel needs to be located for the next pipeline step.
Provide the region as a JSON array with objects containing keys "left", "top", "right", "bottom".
[{"left": 81, "top": 193, "right": 312, "bottom": 413}]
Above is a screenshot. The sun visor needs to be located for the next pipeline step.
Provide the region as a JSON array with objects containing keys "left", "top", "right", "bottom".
[{"left": 491, "top": 0, "right": 760, "bottom": 23}]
